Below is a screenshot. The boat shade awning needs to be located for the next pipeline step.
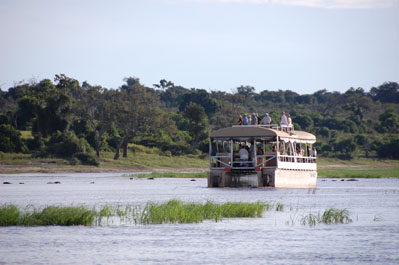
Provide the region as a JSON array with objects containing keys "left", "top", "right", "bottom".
[{"left": 210, "top": 126, "right": 316, "bottom": 143}]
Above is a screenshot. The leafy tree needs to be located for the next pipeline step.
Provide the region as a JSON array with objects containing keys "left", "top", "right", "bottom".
[
  {"left": 178, "top": 88, "right": 219, "bottom": 117},
  {"left": 183, "top": 102, "right": 209, "bottom": 149},
  {"left": 237, "top": 85, "right": 255, "bottom": 96},
  {"left": 375, "top": 137, "right": 399, "bottom": 159},
  {"left": 211, "top": 102, "right": 244, "bottom": 129},
  {"left": 45, "top": 131, "right": 93, "bottom": 158},
  {"left": 377, "top": 108, "right": 399, "bottom": 133},
  {"left": 77, "top": 84, "right": 118, "bottom": 157},
  {"left": 0, "top": 124, "right": 27, "bottom": 153},
  {"left": 369, "top": 82, "right": 399, "bottom": 103},
  {"left": 343, "top": 87, "right": 373, "bottom": 122},
  {"left": 153, "top": 79, "right": 174, "bottom": 90},
  {"left": 333, "top": 137, "right": 357, "bottom": 159},
  {"left": 292, "top": 112, "right": 313, "bottom": 131},
  {"left": 113, "top": 81, "right": 167, "bottom": 160}
]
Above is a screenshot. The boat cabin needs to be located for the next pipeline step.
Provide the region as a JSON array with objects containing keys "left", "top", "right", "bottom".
[{"left": 208, "top": 124, "right": 317, "bottom": 188}]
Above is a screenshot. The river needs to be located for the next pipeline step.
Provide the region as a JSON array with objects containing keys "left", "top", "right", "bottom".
[{"left": 0, "top": 173, "right": 398, "bottom": 265}]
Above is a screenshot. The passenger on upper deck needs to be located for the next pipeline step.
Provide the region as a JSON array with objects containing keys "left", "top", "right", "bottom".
[
  {"left": 280, "top": 112, "right": 288, "bottom": 130},
  {"left": 237, "top": 115, "right": 243, "bottom": 125},
  {"left": 256, "top": 113, "right": 261, "bottom": 124},
  {"left": 242, "top": 114, "right": 249, "bottom": 125},
  {"left": 251, "top": 113, "right": 257, "bottom": 125},
  {"left": 262, "top": 113, "right": 271, "bottom": 125},
  {"left": 287, "top": 114, "right": 294, "bottom": 131}
]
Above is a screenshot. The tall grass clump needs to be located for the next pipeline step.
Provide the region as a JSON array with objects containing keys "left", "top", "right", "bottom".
[
  {"left": 321, "top": 208, "right": 352, "bottom": 224},
  {"left": 21, "top": 206, "right": 96, "bottom": 226},
  {"left": 300, "top": 212, "right": 320, "bottom": 227},
  {"left": 221, "top": 202, "right": 265, "bottom": 218},
  {"left": 299, "top": 208, "right": 352, "bottom": 227},
  {"left": 275, "top": 202, "right": 284, "bottom": 211},
  {"left": 0, "top": 205, "right": 96, "bottom": 226},
  {"left": 0, "top": 204, "right": 21, "bottom": 226},
  {"left": 137, "top": 200, "right": 269, "bottom": 224}
]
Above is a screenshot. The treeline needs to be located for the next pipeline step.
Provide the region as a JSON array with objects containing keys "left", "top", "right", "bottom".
[{"left": 0, "top": 75, "right": 398, "bottom": 165}]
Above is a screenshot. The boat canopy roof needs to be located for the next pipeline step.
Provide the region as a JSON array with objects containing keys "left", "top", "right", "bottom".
[{"left": 210, "top": 126, "right": 316, "bottom": 143}]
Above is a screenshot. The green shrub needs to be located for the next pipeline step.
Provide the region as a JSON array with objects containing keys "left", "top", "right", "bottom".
[
  {"left": 46, "top": 131, "right": 93, "bottom": 158},
  {"left": 0, "top": 124, "right": 27, "bottom": 153},
  {"left": 73, "top": 152, "right": 99, "bottom": 166}
]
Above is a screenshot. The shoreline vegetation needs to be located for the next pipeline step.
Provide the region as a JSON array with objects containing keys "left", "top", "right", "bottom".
[
  {"left": 1, "top": 151, "right": 399, "bottom": 178},
  {"left": 0, "top": 200, "right": 352, "bottom": 227}
]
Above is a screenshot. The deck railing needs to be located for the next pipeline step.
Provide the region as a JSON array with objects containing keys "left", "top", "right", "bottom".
[{"left": 210, "top": 153, "right": 316, "bottom": 170}]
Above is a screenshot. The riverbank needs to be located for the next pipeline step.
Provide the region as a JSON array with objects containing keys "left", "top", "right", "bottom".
[
  {"left": 1, "top": 152, "right": 398, "bottom": 177},
  {"left": 0, "top": 152, "right": 208, "bottom": 174}
]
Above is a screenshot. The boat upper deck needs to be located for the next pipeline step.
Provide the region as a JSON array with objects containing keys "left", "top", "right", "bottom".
[
  {"left": 209, "top": 125, "right": 317, "bottom": 171},
  {"left": 210, "top": 125, "right": 316, "bottom": 143}
]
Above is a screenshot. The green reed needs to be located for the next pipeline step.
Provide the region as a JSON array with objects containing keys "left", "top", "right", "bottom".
[
  {"left": 0, "top": 200, "right": 275, "bottom": 226},
  {"left": 0, "top": 204, "right": 96, "bottom": 226},
  {"left": 275, "top": 202, "right": 284, "bottom": 211},
  {"left": 321, "top": 208, "right": 352, "bottom": 224},
  {"left": 135, "top": 200, "right": 272, "bottom": 224},
  {"left": 0, "top": 204, "right": 20, "bottom": 226},
  {"left": 299, "top": 208, "right": 352, "bottom": 227},
  {"left": 300, "top": 212, "right": 320, "bottom": 227}
]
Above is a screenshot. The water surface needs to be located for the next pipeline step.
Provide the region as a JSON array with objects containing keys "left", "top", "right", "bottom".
[{"left": 0, "top": 174, "right": 398, "bottom": 264}]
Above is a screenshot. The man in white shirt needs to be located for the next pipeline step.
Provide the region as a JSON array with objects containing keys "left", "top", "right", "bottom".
[
  {"left": 280, "top": 112, "right": 288, "bottom": 131},
  {"left": 239, "top": 145, "right": 249, "bottom": 166},
  {"left": 262, "top": 113, "right": 271, "bottom": 125}
]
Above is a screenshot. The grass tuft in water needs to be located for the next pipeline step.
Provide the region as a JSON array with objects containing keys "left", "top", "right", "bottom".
[
  {"left": 0, "top": 205, "right": 96, "bottom": 226},
  {"left": 0, "top": 200, "right": 274, "bottom": 226},
  {"left": 0, "top": 204, "right": 21, "bottom": 226},
  {"left": 138, "top": 200, "right": 269, "bottom": 224},
  {"left": 275, "top": 202, "right": 284, "bottom": 211},
  {"left": 300, "top": 212, "right": 320, "bottom": 227},
  {"left": 321, "top": 208, "right": 352, "bottom": 224},
  {"left": 299, "top": 208, "right": 353, "bottom": 227}
]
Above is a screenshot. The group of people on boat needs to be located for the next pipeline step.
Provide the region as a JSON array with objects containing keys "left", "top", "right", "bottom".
[
  {"left": 237, "top": 113, "right": 269, "bottom": 125},
  {"left": 237, "top": 112, "right": 294, "bottom": 132}
]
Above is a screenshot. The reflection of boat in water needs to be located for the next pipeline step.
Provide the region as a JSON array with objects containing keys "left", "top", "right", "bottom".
[{"left": 208, "top": 124, "right": 317, "bottom": 188}]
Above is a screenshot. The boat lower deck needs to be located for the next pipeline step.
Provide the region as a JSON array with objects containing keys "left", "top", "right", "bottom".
[{"left": 208, "top": 168, "right": 317, "bottom": 188}]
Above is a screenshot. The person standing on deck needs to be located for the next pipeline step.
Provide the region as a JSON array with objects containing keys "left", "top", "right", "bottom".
[
  {"left": 237, "top": 115, "right": 243, "bottom": 125},
  {"left": 287, "top": 114, "right": 294, "bottom": 132},
  {"left": 239, "top": 144, "right": 249, "bottom": 166},
  {"left": 256, "top": 113, "right": 261, "bottom": 124},
  {"left": 280, "top": 112, "right": 288, "bottom": 131},
  {"left": 312, "top": 148, "right": 317, "bottom": 157},
  {"left": 242, "top": 114, "right": 249, "bottom": 125},
  {"left": 251, "top": 113, "right": 257, "bottom": 125},
  {"left": 262, "top": 113, "right": 271, "bottom": 125}
]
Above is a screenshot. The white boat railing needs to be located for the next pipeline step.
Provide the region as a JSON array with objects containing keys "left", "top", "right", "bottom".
[{"left": 211, "top": 153, "right": 316, "bottom": 170}]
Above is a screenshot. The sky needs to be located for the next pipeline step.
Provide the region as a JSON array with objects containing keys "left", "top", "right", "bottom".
[{"left": 0, "top": 0, "right": 398, "bottom": 94}]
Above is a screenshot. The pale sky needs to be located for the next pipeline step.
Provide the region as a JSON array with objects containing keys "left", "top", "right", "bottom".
[{"left": 0, "top": 0, "right": 398, "bottom": 94}]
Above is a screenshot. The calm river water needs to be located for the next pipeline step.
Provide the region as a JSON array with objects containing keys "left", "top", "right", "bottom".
[{"left": 0, "top": 173, "right": 398, "bottom": 265}]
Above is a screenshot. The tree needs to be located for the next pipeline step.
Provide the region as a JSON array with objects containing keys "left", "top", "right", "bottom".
[
  {"left": 369, "top": 82, "right": 399, "bottom": 103},
  {"left": 343, "top": 87, "right": 373, "bottom": 122},
  {"left": 183, "top": 102, "right": 209, "bottom": 149},
  {"left": 0, "top": 124, "right": 27, "bottom": 153},
  {"left": 153, "top": 79, "right": 174, "bottom": 90},
  {"left": 113, "top": 82, "right": 166, "bottom": 160},
  {"left": 377, "top": 108, "right": 399, "bottom": 133},
  {"left": 77, "top": 84, "right": 118, "bottom": 157},
  {"left": 237, "top": 85, "right": 255, "bottom": 96},
  {"left": 178, "top": 88, "right": 219, "bottom": 117},
  {"left": 212, "top": 102, "right": 244, "bottom": 129}
]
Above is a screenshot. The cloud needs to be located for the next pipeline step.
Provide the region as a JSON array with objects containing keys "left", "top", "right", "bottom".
[{"left": 191, "top": 0, "right": 398, "bottom": 9}]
